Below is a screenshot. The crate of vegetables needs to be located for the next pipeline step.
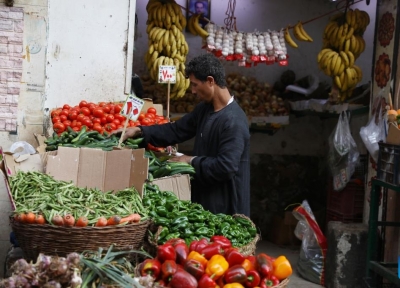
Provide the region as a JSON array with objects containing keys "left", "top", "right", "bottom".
[{"left": 8, "top": 170, "right": 152, "bottom": 261}]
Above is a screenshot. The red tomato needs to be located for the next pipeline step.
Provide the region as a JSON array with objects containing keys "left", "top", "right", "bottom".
[
  {"left": 141, "top": 118, "right": 152, "bottom": 126},
  {"left": 114, "top": 114, "right": 125, "bottom": 122},
  {"left": 80, "top": 107, "right": 91, "bottom": 116},
  {"left": 52, "top": 116, "right": 61, "bottom": 124},
  {"left": 77, "top": 114, "right": 85, "bottom": 122},
  {"left": 72, "top": 126, "right": 79, "bottom": 132},
  {"left": 138, "top": 113, "right": 146, "bottom": 121},
  {"left": 59, "top": 115, "right": 67, "bottom": 122},
  {"left": 104, "top": 123, "right": 116, "bottom": 132},
  {"left": 106, "top": 114, "right": 115, "bottom": 123},
  {"left": 75, "top": 121, "right": 82, "bottom": 129},
  {"left": 63, "top": 120, "right": 72, "bottom": 127},
  {"left": 51, "top": 109, "right": 62, "bottom": 118},
  {"left": 145, "top": 113, "right": 155, "bottom": 119},
  {"left": 62, "top": 104, "right": 71, "bottom": 110},
  {"left": 129, "top": 121, "right": 136, "bottom": 127},
  {"left": 98, "top": 102, "right": 106, "bottom": 107},
  {"left": 114, "top": 104, "right": 123, "bottom": 113},
  {"left": 88, "top": 103, "right": 97, "bottom": 113},
  {"left": 53, "top": 122, "right": 66, "bottom": 133},
  {"left": 103, "top": 105, "right": 111, "bottom": 114},
  {"left": 100, "top": 116, "right": 107, "bottom": 125},
  {"left": 79, "top": 100, "right": 88, "bottom": 108},
  {"left": 92, "top": 107, "right": 104, "bottom": 118},
  {"left": 147, "top": 107, "right": 157, "bottom": 115},
  {"left": 158, "top": 119, "right": 169, "bottom": 124},
  {"left": 155, "top": 115, "right": 165, "bottom": 121},
  {"left": 68, "top": 111, "right": 78, "bottom": 120},
  {"left": 82, "top": 118, "right": 93, "bottom": 128},
  {"left": 113, "top": 119, "right": 121, "bottom": 126},
  {"left": 60, "top": 109, "right": 69, "bottom": 117},
  {"left": 134, "top": 120, "right": 141, "bottom": 126},
  {"left": 92, "top": 117, "right": 101, "bottom": 125}
]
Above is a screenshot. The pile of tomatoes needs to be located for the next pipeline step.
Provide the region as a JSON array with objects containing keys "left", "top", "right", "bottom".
[{"left": 51, "top": 101, "right": 168, "bottom": 134}]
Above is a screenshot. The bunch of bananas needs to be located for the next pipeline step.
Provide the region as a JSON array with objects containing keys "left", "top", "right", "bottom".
[
  {"left": 145, "top": 0, "right": 190, "bottom": 99},
  {"left": 284, "top": 21, "right": 313, "bottom": 48},
  {"left": 317, "top": 8, "right": 370, "bottom": 101},
  {"left": 186, "top": 13, "right": 209, "bottom": 38}
]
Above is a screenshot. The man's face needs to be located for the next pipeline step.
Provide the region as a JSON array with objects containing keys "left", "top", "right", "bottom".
[
  {"left": 195, "top": 2, "right": 205, "bottom": 14},
  {"left": 189, "top": 74, "right": 213, "bottom": 103}
]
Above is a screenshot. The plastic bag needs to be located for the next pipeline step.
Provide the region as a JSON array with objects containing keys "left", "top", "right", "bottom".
[
  {"left": 328, "top": 111, "right": 360, "bottom": 191},
  {"left": 359, "top": 95, "right": 387, "bottom": 163},
  {"left": 9, "top": 141, "right": 36, "bottom": 158},
  {"left": 293, "top": 200, "right": 327, "bottom": 286}
]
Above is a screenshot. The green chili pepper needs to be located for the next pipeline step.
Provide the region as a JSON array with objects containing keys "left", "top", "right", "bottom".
[
  {"left": 195, "top": 227, "right": 209, "bottom": 236},
  {"left": 156, "top": 206, "right": 168, "bottom": 217},
  {"left": 158, "top": 227, "right": 170, "bottom": 240},
  {"left": 154, "top": 217, "right": 170, "bottom": 226},
  {"left": 171, "top": 216, "right": 188, "bottom": 226}
]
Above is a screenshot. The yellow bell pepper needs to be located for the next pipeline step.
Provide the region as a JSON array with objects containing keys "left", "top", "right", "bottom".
[
  {"left": 223, "top": 283, "right": 244, "bottom": 288},
  {"left": 187, "top": 250, "right": 208, "bottom": 268},
  {"left": 272, "top": 255, "right": 292, "bottom": 280},
  {"left": 205, "top": 254, "right": 229, "bottom": 278}
]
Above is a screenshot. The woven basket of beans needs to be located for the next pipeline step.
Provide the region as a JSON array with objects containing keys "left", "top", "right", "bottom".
[
  {"left": 10, "top": 217, "right": 152, "bottom": 262},
  {"left": 232, "top": 214, "right": 260, "bottom": 256}
]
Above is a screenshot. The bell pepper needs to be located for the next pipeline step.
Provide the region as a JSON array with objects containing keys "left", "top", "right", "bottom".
[
  {"left": 175, "top": 242, "right": 189, "bottom": 265},
  {"left": 187, "top": 250, "right": 208, "bottom": 268},
  {"left": 223, "top": 283, "right": 244, "bottom": 288},
  {"left": 198, "top": 273, "right": 217, "bottom": 288},
  {"left": 184, "top": 259, "right": 205, "bottom": 280},
  {"left": 165, "top": 238, "right": 186, "bottom": 247},
  {"left": 168, "top": 269, "right": 198, "bottom": 288},
  {"left": 140, "top": 259, "right": 161, "bottom": 279},
  {"left": 244, "top": 270, "right": 260, "bottom": 287},
  {"left": 224, "top": 265, "right": 247, "bottom": 284},
  {"left": 205, "top": 255, "right": 229, "bottom": 279},
  {"left": 272, "top": 255, "right": 292, "bottom": 280},
  {"left": 210, "top": 235, "right": 232, "bottom": 249},
  {"left": 256, "top": 253, "right": 273, "bottom": 278},
  {"left": 241, "top": 259, "right": 255, "bottom": 272},
  {"left": 157, "top": 243, "right": 176, "bottom": 263},
  {"left": 200, "top": 242, "right": 224, "bottom": 260},
  {"left": 225, "top": 248, "right": 245, "bottom": 267},
  {"left": 190, "top": 237, "right": 209, "bottom": 252},
  {"left": 260, "top": 276, "right": 279, "bottom": 288},
  {"left": 161, "top": 260, "right": 178, "bottom": 283}
]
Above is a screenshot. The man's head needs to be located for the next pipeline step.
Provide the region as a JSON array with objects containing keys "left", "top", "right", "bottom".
[
  {"left": 185, "top": 53, "right": 227, "bottom": 102},
  {"left": 194, "top": 1, "right": 206, "bottom": 15}
]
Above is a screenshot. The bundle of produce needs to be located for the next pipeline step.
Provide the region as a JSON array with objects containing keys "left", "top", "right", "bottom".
[
  {"left": 137, "top": 237, "right": 292, "bottom": 287},
  {"left": 146, "top": 150, "right": 195, "bottom": 180},
  {"left": 10, "top": 171, "right": 148, "bottom": 226},
  {"left": 143, "top": 183, "right": 258, "bottom": 250},
  {"left": 283, "top": 21, "right": 313, "bottom": 49},
  {"left": 145, "top": 0, "right": 190, "bottom": 99},
  {"left": 317, "top": 8, "right": 370, "bottom": 101}
]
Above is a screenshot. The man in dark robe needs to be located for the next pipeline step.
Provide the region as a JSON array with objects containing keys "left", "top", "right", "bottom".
[{"left": 114, "top": 54, "right": 250, "bottom": 216}]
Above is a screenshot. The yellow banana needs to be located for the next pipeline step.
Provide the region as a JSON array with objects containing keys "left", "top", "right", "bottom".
[
  {"left": 338, "top": 61, "right": 345, "bottom": 76},
  {"left": 334, "top": 75, "right": 342, "bottom": 89},
  {"left": 148, "top": 43, "right": 155, "bottom": 55},
  {"left": 150, "top": 50, "right": 159, "bottom": 64},
  {"left": 353, "top": 65, "right": 363, "bottom": 82},
  {"left": 163, "top": 29, "right": 170, "bottom": 47},
  {"left": 344, "top": 38, "right": 350, "bottom": 53},
  {"left": 346, "top": 51, "right": 355, "bottom": 67},
  {"left": 333, "top": 54, "right": 342, "bottom": 76},
  {"left": 324, "top": 21, "right": 337, "bottom": 37},
  {"left": 339, "top": 51, "right": 349, "bottom": 67},
  {"left": 284, "top": 26, "right": 298, "bottom": 48},
  {"left": 317, "top": 48, "right": 332, "bottom": 63},
  {"left": 146, "top": 22, "right": 155, "bottom": 34},
  {"left": 330, "top": 54, "right": 339, "bottom": 74},
  {"left": 293, "top": 21, "right": 309, "bottom": 41},
  {"left": 192, "top": 14, "right": 209, "bottom": 38},
  {"left": 345, "top": 26, "right": 354, "bottom": 40},
  {"left": 297, "top": 21, "right": 313, "bottom": 42},
  {"left": 166, "top": 3, "right": 175, "bottom": 18},
  {"left": 146, "top": 0, "right": 161, "bottom": 13},
  {"left": 345, "top": 9, "right": 353, "bottom": 26},
  {"left": 187, "top": 14, "right": 198, "bottom": 36}
]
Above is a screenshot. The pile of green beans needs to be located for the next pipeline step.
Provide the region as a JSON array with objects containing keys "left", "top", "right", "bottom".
[{"left": 9, "top": 171, "right": 148, "bottom": 225}]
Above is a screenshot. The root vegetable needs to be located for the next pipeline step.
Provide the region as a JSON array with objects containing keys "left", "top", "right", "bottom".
[
  {"left": 35, "top": 214, "right": 46, "bottom": 224},
  {"left": 75, "top": 216, "right": 88, "bottom": 227},
  {"left": 106, "top": 215, "right": 121, "bottom": 226},
  {"left": 95, "top": 216, "right": 108, "bottom": 227},
  {"left": 120, "top": 213, "right": 141, "bottom": 224},
  {"left": 63, "top": 214, "right": 75, "bottom": 226},
  {"left": 25, "top": 212, "right": 36, "bottom": 224},
  {"left": 51, "top": 215, "right": 64, "bottom": 226}
]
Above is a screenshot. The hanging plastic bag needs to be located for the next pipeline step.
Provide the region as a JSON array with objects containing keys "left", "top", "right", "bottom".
[
  {"left": 359, "top": 95, "right": 387, "bottom": 163},
  {"left": 293, "top": 200, "right": 327, "bottom": 286},
  {"left": 328, "top": 110, "right": 360, "bottom": 191}
]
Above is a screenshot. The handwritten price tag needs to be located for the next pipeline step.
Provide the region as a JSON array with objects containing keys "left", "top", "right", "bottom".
[
  {"left": 121, "top": 94, "right": 145, "bottom": 121},
  {"left": 158, "top": 65, "right": 176, "bottom": 84}
]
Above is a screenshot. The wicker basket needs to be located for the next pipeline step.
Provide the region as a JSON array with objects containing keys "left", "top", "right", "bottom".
[
  {"left": 275, "top": 278, "right": 290, "bottom": 288},
  {"left": 232, "top": 214, "right": 260, "bottom": 256},
  {"left": 10, "top": 217, "right": 151, "bottom": 261}
]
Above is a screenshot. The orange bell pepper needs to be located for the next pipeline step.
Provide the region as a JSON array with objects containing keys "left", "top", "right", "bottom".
[
  {"left": 205, "top": 255, "right": 229, "bottom": 279},
  {"left": 241, "top": 258, "right": 256, "bottom": 272},
  {"left": 223, "top": 283, "right": 244, "bottom": 288},
  {"left": 272, "top": 255, "right": 292, "bottom": 280},
  {"left": 187, "top": 250, "right": 208, "bottom": 268}
]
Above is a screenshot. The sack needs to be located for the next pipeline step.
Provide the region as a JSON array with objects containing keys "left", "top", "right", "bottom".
[
  {"left": 359, "top": 96, "right": 387, "bottom": 162},
  {"left": 328, "top": 111, "right": 360, "bottom": 191},
  {"left": 293, "top": 200, "right": 327, "bottom": 286}
]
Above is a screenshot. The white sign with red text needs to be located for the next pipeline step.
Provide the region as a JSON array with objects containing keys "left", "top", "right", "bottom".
[
  {"left": 121, "top": 94, "right": 145, "bottom": 121},
  {"left": 158, "top": 65, "right": 176, "bottom": 84}
]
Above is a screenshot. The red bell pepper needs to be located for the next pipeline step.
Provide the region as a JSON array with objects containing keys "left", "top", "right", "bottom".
[
  {"left": 200, "top": 242, "right": 224, "bottom": 260},
  {"left": 225, "top": 248, "right": 245, "bottom": 267},
  {"left": 165, "top": 238, "right": 186, "bottom": 247},
  {"left": 256, "top": 253, "right": 273, "bottom": 278},
  {"left": 198, "top": 273, "right": 217, "bottom": 288},
  {"left": 184, "top": 259, "right": 205, "bottom": 280},
  {"left": 244, "top": 270, "right": 260, "bottom": 287},
  {"left": 190, "top": 237, "right": 209, "bottom": 253},
  {"left": 259, "top": 276, "right": 279, "bottom": 288},
  {"left": 210, "top": 235, "right": 232, "bottom": 249},
  {"left": 175, "top": 242, "right": 189, "bottom": 265},
  {"left": 157, "top": 243, "right": 176, "bottom": 263},
  {"left": 161, "top": 260, "right": 178, "bottom": 283},
  {"left": 168, "top": 269, "right": 198, "bottom": 288},
  {"left": 224, "top": 264, "right": 247, "bottom": 284},
  {"left": 140, "top": 259, "right": 161, "bottom": 279}
]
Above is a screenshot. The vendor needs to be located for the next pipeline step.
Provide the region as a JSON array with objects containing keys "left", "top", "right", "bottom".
[{"left": 112, "top": 54, "right": 250, "bottom": 216}]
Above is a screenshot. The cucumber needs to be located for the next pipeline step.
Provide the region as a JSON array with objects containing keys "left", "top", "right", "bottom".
[{"left": 71, "top": 126, "right": 87, "bottom": 143}]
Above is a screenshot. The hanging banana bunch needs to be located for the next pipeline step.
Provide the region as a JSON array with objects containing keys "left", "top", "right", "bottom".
[
  {"left": 145, "top": 0, "right": 190, "bottom": 99},
  {"left": 186, "top": 13, "right": 209, "bottom": 38},
  {"left": 283, "top": 21, "right": 313, "bottom": 49},
  {"left": 317, "top": 8, "right": 369, "bottom": 102}
]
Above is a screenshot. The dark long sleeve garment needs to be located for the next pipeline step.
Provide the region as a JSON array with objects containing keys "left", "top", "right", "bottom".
[{"left": 141, "top": 100, "right": 250, "bottom": 216}]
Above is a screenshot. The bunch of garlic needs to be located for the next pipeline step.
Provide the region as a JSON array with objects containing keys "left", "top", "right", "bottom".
[
  {"left": 271, "top": 30, "right": 284, "bottom": 58},
  {"left": 215, "top": 26, "right": 224, "bottom": 51},
  {"left": 278, "top": 29, "right": 287, "bottom": 60},
  {"left": 258, "top": 34, "right": 266, "bottom": 56},
  {"left": 245, "top": 33, "right": 254, "bottom": 52},
  {"left": 222, "top": 30, "right": 233, "bottom": 56},
  {"left": 234, "top": 32, "right": 244, "bottom": 54},
  {"left": 205, "top": 23, "right": 216, "bottom": 47},
  {"left": 264, "top": 32, "right": 274, "bottom": 57}
]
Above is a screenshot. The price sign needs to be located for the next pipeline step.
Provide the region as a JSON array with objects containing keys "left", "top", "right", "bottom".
[
  {"left": 121, "top": 94, "right": 145, "bottom": 121},
  {"left": 158, "top": 65, "right": 176, "bottom": 84}
]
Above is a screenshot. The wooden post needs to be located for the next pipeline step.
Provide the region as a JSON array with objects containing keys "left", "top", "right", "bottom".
[{"left": 167, "top": 80, "right": 170, "bottom": 121}]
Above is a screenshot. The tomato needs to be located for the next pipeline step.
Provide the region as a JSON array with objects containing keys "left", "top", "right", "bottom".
[
  {"left": 52, "top": 116, "right": 61, "bottom": 124},
  {"left": 134, "top": 120, "right": 141, "bottom": 126},
  {"left": 51, "top": 109, "right": 62, "bottom": 118},
  {"left": 79, "top": 100, "right": 88, "bottom": 108},
  {"left": 100, "top": 116, "right": 107, "bottom": 125},
  {"left": 103, "top": 105, "right": 111, "bottom": 114},
  {"left": 92, "top": 107, "right": 104, "bottom": 118},
  {"left": 88, "top": 103, "right": 97, "bottom": 113},
  {"left": 72, "top": 126, "right": 80, "bottom": 132},
  {"left": 60, "top": 109, "right": 69, "bottom": 117},
  {"left": 114, "top": 103, "right": 123, "bottom": 113},
  {"left": 77, "top": 114, "right": 86, "bottom": 123},
  {"left": 112, "top": 119, "right": 121, "bottom": 126},
  {"left": 158, "top": 119, "right": 169, "bottom": 125},
  {"left": 63, "top": 120, "right": 72, "bottom": 127},
  {"left": 92, "top": 124, "right": 103, "bottom": 133},
  {"left": 138, "top": 113, "right": 146, "bottom": 121},
  {"left": 104, "top": 123, "right": 116, "bottom": 132},
  {"left": 80, "top": 107, "right": 91, "bottom": 116},
  {"left": 141, "top": 118, "right": 152, "bottom": 126},
  {"left": 129, "top": 121, "right": 136, "bottom": 127},
  {"left": 114, "top": 114, "right": 125, "bottom": 123},
  {"left": 68, "top": 111, "right": 78, "bottom": 120},
  {"left": 62, "top": 104, "right": 71, "bottom": 110},
  {"left": 92, "top": 117, "right": 101, "bottom": 125},
  {"left": 106, "top": 114, "right": 115, "bottom": 123},
  {"left": 82, "top": 118, "right": 93, "bottom": 128},
  {"left": 98, "top": 102, "right": 107, "bottom": 107},
  {"left": 75, "top": 121, "right": 82, "bottom": 129},
  {"left": 53, "top": 122, "right": 66, "bottom": 133},
  {"left": 59, "top": 115, "right": 67, "bottom": 122},
  {"left": 145, "top": 113, "right": 155, "bottom": 119},
  {"left": 155, "top": 115, "right": 165, "bottom": 121},
  {"left": 147, "top": 107, "right": 157, "bottom": 115}
]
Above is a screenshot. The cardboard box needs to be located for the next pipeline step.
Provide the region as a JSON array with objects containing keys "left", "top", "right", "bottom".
[
  {"left": 2, "top": 152, "right": 43, "bottom": 177},
  {"left": 152, "top": 174, "right": 191, "bottom": 200},
  {"left": 142, "top": 98, "right": 163, "bottom": 116},
  {"left": 386, "top": 123, "right": 400, "bottom": 145},
  {"left": 268, "top": 211, "right": 301, "bottom": 246},
  {"left": 46, "top": 146, "right": 148, "bottom": 195}
]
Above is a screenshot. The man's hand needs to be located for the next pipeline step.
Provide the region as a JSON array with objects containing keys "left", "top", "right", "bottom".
[
  {"left": 109, "top": 127, "right": 141, "bottom": 142},
  {"left": 169, "top": 154, "right": 192, "bottom": 164}
]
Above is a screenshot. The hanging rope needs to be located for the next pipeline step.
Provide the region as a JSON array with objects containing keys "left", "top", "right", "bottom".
[{"left": 224, "top": 0, "right": 237, "bottom": 31}]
